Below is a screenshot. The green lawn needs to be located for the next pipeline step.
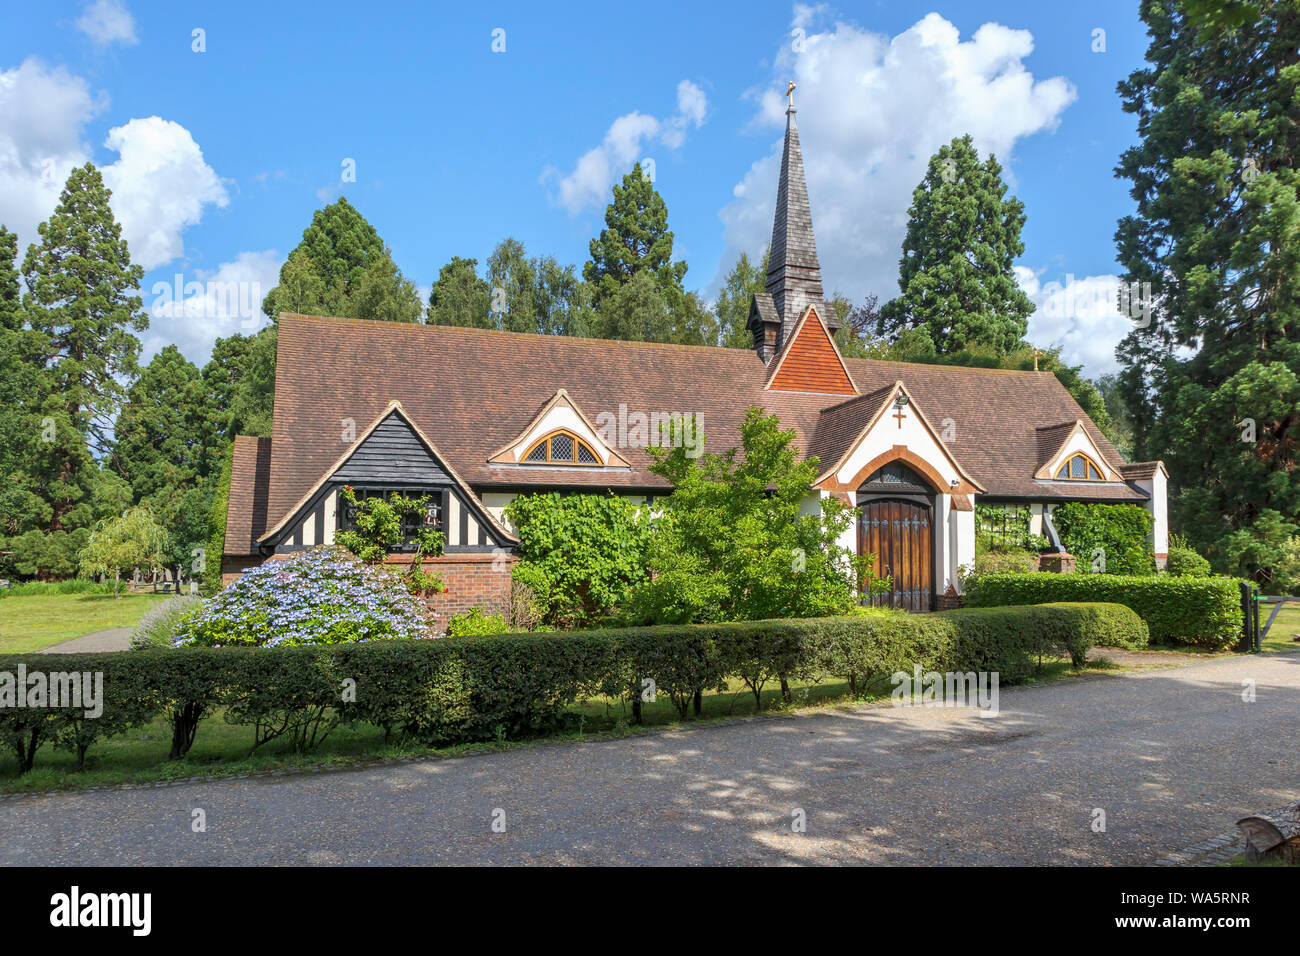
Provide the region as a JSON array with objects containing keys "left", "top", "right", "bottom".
[
  {"left": 0, "top": 592, "right": 165, "bottom": 653},
  {"left": 1261, "top": 601, "right": 1300, "bottom": 654}
]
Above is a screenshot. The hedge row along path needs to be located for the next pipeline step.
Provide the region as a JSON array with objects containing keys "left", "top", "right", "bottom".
[{"left": 2, "top": 651, "right": 1295, "bottom": 865}]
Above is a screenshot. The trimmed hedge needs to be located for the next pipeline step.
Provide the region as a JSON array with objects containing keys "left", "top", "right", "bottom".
[
  {"left": 962, "top": 573, "right": 1242, "bottom": 649},
  {"left": 0, "top": 601, "right": 1145, "bottom": 774}
]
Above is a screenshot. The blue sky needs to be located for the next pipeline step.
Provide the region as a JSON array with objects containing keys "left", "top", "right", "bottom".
[{"left": 1, "top": 1, "right": 1150, "bottom": 375}]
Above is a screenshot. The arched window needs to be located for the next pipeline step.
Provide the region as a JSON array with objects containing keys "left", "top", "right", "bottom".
[
  {"left": 1054, "top": 453, "right": 1104, "bottom": 480},
  {"left": 860, "top": 461, "right": 931, "bottom": 492},
  {"left": 522, "top": 430, "right": 602, "bottom": 465}
]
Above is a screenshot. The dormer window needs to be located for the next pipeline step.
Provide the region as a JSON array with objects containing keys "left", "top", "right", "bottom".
[
  {"left": 1054, "top": 453, "right": 1104, "bottom": 481},
  {"left": 522, "top": 430, "right": 602, "bottom": 465}
]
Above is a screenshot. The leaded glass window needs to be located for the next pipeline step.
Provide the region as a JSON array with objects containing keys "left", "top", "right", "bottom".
[
  {"left": 1054, "top": 453, "right": 1103, "bottom": 481},
  {"left": 521, "top": 431, "right": 601, "bottom": 465}
]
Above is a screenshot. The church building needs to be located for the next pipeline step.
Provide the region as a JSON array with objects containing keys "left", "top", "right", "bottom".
[{"left": 221, "top": 96, "right": 1169, "bottom": 619}]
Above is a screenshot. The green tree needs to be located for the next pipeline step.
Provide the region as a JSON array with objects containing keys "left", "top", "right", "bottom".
[
  {"left": 203, "top": 331, "right": 266, "bottom": 441},
  {"left": 505, "top": 493, "right": 652, "bottom": 628},
  {"left": 715, "top": 249, "right": 768, "bottom": 349},
  {"left": 426, "top": 256, "right": 492, "bottom": 328},
  {"left": 583, "top": 163, "right": 687, "bottom": 308},
  {"left": 534, "top": 255, "right": 597, "bottom": 336},
  {"left": 261, "top": 197, "right": 384, "bottom": 318},
  {"left": 79, "top": 506, "right": 167, "bottom": 597},
  {"left": 881, "top": 136, "right": 1033, "bottom": 353},
  {"left": 0, "top": 226, "right": 36, "bottom": 537},
  {"left": 672, "top": 291, "right": 720, "bottom": 347},
  {"left": 19, "top": 163, "right": 146, "bottom": 535},
  {"left": 347, "top": 248, "right": 422, "bottom": 323},
  {"left": 631, "top": 408, "right": 866, "bottom": 624},
  {"left": 487, "top": 237, "right": 539, "bottom": 333},
  {"left": 112, "top": 345, "right": 222, "bottom": 583},
  {"left": 1113, "top": 1, "right": 1300, "bottom": 582},
  {"left": 596, "top": 269, "right": 672, "bottom": 343}
]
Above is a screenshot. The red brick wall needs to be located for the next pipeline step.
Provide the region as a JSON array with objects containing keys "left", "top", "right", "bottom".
[
  {"left": 381, "top": 552, "right": 517, "bottom": 632},
  {"left": 220, "top": 554, "right": 265, "bottom": 585}
]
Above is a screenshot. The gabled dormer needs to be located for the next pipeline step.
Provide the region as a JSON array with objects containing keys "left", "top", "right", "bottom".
[
  {"left": 488, "top": 388, "right": 630, "bottom": 469},
  {"left": 1034, "top": 420, "right": 1119, "bottom": 483}
]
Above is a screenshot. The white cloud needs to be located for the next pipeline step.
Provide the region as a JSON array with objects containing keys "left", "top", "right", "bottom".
[
  {"left": 0, "top": 59, "right": 227, "bottom": 273},
  {"left": 144, "top": 249, "right": 281, "bottom": 363},
  {"left": 76, "top": 0, "right": 138, "bottom": 47},
  {"left": 716, "top": 11, "right": 1076, "bottom": 312},
  {"left": 101, "top": 117, "right": 229, "bottom": 269},
  {"left": 1017, "top": 267, "right": 1130, "bottom": 376},
  {"left": 0, "top": 58, "right": 104, "bottom": 253},
  {"left": 544, "top": 80, "right": 710, "bottom": 213}
]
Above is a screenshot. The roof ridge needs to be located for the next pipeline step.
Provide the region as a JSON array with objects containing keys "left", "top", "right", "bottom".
[
  {"left": 277, "top": 312, "right": 766, "bottom": 358},
  {"left": 842, "top": 355, "right": 1061, "bottom": 377}
]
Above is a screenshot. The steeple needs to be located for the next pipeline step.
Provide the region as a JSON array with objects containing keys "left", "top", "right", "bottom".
[{"left": 748, "top": 86, "right": 839, "bottom": 363}]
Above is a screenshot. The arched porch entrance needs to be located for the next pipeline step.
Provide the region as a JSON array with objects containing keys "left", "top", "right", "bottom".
[{"left": 857, "top": 461, "right": 936, "bottom": 612}]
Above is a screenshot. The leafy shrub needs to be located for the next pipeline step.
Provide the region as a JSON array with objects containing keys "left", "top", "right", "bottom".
[
  {"left": 0, "top": 602, "right": 1141, "bottom": 774},
  {"left": 972, "top": 548, "right": 1039, "bottom": 575},
  {"left": 130, "top": 594, "right": 206, "bottom": 649},
  {"left": 0, "top": 579, "right": 113, "bottom": 598},
  {"left": 1272, "top": 537, "right": 1300, "bottom": 596},
  {"left": 1050, "top": 502, "right": 1155, "bottom": 575},
  {"left": 962, "top": 572, "right": 1242, "bottom": 648},
  {"left": 631, "top": 408, "right": 868, "bottom": 624},
  {"left": 177, "top": 546, "right": 426, "bottom": 647},
  {"left": 505, "top": 493, "right": 652, "bottom": 628},
  {"left": 1166, "top": 533, "right": 1212, "bottom": 578},
  {"left": 509, "top": 576, "right": 544, "bottom": 632},
  {"left": 1041, "top": 601, "right": 1149, "bottom": 650},
  {"left": 446, "top": 608, "right": 509, "bottom": 637}
]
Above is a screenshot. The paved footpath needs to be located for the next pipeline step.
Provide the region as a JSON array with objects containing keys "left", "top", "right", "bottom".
[
  {"left": 40, "top": 628, "right": 133, "bottom": 654},
  {"left": 1, "top": 653, "right": 1296, "bottom": 866}
]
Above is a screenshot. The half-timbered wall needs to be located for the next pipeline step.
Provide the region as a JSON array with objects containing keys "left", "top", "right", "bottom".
[{"left": 265, "top": 412, "right": 509, "bottom": 554}]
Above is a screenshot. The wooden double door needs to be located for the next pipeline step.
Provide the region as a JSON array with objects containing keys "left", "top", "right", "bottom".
[{"left": 859, "top": 497, "right": 934, "bottom": 612}]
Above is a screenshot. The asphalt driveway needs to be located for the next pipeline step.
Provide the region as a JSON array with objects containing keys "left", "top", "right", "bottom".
[{"left": 1, "top": 652, "right": 1296, "bottom": 865}]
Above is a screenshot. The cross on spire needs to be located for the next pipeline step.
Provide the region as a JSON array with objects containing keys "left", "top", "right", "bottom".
[{"left": 786, "top": 80, "right": 796, "bottom": 108}]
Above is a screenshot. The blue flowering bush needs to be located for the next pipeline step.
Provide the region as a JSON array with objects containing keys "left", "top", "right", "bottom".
[{"left": 176, "top": 546, "right": 427, "bottom": 648}]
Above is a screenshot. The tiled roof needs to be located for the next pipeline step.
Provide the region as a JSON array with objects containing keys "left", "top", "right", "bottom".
[
  {"left": 224, "top": 436, "right": 271, "bottom": 556},
  {"left": 806, "top": 386, "right": 894, "bottom": 468},
  {"left": 260, "top": 314, "right": 1147, "bottom": 532},
  {"left": 1120, "top": 461, "right": 1163, "bottom": 481},
  {"left": 1035, "top": 421, "right": 1079, "bottom": 470}
]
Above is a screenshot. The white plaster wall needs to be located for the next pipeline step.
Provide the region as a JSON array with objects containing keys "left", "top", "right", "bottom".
[
  {"left": 509, "top": 405, "right": 611, "bottom": 464},
  {"left": 1028, "top": 503, "right": 1044, "bottom": 537},
  {"left": 935, "top": 493, "right": 952, "bottom": 593},
  {"left": 953, "top": 506, "right": 976, "bottom": 592},
  {"left": 1130, "top": 471, "right": 1169, "bottom": 558},
  {"left": 482, "top": 492, "right": 517, "bottom": 532},
  {"left": 1045, "top": 428, "right": 1116, "bottom": 480},
  {"left": 833, "top": 405, "right": 962, "bottom": 491},
  {"left": 323, "top": 490, "right": 337, "bottom": 544}
]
